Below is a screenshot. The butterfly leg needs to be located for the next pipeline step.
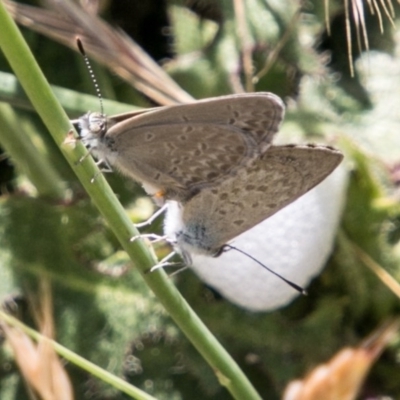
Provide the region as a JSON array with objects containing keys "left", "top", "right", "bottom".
[
  {"left": 67, "top": 133, "right": 94, "bottom": 165},
  {"left": 148, "top": 251, "right": 181, "bottom": 273},
  {"left": 74, "top": 150, "right": 91, "bottom": 166},
  {"left": 167, "top": 265, "right": 189, "bottom": 278},
  {"left": 89, "top": 159, "right": 113, "bottom": 183},
  {"left": 134, "top": 203, "right": 168, "bottom": 229},
  {"left": 64, "top": 130, "right": 99, "bottom": 171},
  {"left": 130, "top": 233, "right": 168, "bottom": 243}
]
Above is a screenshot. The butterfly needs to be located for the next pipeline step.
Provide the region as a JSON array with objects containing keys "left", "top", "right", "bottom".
[
  {"left": 163, "top": 144, "right": 343, "bottom": 263},
  {"left": 76, "top": 93, "right": 284, "bottom": 203}
]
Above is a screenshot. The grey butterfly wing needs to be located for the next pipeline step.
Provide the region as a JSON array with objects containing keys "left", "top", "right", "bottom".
[
  {"left": 110, "top": 93, "right": 285, "bottom": 150},
  {"left": 104, "top": 93, "right": 285, "bottom": 201},
  {"left": 180, "top": 144, "right": 343, "bottom": 254},
  {"left": 106, "top": 122, "right": 257, "bottom": 201}
]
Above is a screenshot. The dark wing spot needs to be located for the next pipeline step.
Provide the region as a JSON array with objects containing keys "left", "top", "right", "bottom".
[
  {"left": 207, "top": 171, "right": 218, "bottom": 179},
  {"left": 234, "top": 220, "right": 245, "bottom": 226},
  {"left": 183, "top": 126, "right": 194, "bottom": 133},
  {"left": 145, "top": 133, "right": 155, "bottom": 141}
]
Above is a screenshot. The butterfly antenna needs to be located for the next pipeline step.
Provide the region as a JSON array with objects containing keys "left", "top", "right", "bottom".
[
  {"left": 223, "top": 244, "right": 307, "bottom": 295},
  {"left": 76, "top": 37, "right": 104, "bottom": 116}
]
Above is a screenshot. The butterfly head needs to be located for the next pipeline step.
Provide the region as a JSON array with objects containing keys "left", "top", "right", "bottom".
[{"left": 78, "top": 111, "right": 108, "bottom": 144}]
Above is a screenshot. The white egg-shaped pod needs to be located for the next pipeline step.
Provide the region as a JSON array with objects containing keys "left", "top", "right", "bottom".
[{"left": 185, "top": 165, "right": 348, "bottom": 312}]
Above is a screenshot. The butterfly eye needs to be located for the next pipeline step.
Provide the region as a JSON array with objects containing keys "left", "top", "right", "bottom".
[{"left": 88, "top": 112, "right": 106, "bottom": 135}]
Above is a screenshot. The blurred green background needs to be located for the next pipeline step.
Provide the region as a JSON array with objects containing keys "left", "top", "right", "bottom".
[{"left": 1, "top": 1, "right": 400, "bottom": 399}]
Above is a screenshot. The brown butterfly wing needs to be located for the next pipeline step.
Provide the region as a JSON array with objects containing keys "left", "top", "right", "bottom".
[
  {"left": 107, "top": 123, "right": 257, "bottom": 201},
  {"left": 110, "top": 93, "right": 284, "bottom": 150},
  {"left": 180, "top": 144, "right": 343, "bottom": 253},
  {"left": 105, "top": 93, "right": 285, "bottom": 201}
]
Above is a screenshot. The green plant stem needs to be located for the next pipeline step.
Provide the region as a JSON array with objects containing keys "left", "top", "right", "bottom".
[
  {"left": 0, "top": 310, "right": 157, "bottom": 400},
  {"left": 0, "top": 102, "right": 63, "bottom": 198},
  {"left": 0, "top": 70, "right": 139, "bottom": 116},
  {"left": 0, "top": 4, "right": 261, "bottom": 400}
]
